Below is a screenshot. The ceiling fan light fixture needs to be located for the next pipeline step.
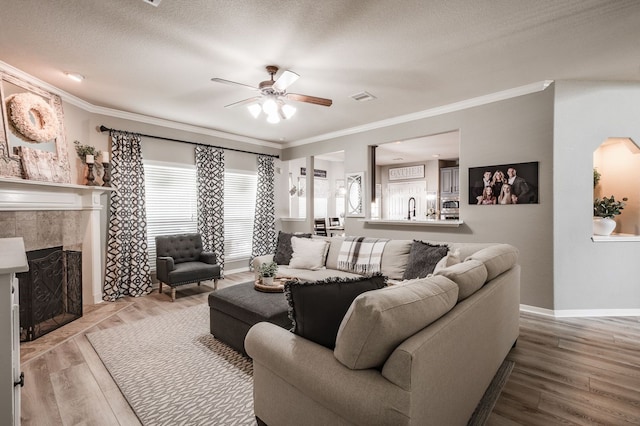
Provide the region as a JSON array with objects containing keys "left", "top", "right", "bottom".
[
  {"left": 262, "top": 97, "right": 278, "bottom": 115},
  {"left": 247, "top": 103, "right": 262, "bottom": 118},
  {"left": 281, "top": 103, "right": 296, "bottom": 119},
  {"left": 266, "top": 113, "right": 280, "bottom": 124}
]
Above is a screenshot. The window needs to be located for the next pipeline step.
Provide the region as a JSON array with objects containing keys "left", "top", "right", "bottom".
[
  {"left": 224, "top": 170, "right": 257, "bottom": 261},
  {"left": 387, "top": 181, "right": 426, "bottom": 220},
  {"left": 144, "top": 161, "right": 198, "bottom": 270},
  {"left": 144, "top": 163, "right": 258, "bottom": 267}
]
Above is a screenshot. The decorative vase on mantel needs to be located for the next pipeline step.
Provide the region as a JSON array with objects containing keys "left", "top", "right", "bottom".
[{"left": 593, "top": 217, "right": 616, "bottom": 236}]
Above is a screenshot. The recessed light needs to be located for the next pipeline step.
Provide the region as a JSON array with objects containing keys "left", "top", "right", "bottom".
[
  {"left": 432, "top": 154, "right": 440, "bottom": 158},
  {"left": 393, "top": 157, "right": 404, "bottom": 161},
  {"left": 65, "top": 72, "right": 84, "bottom": 82}
]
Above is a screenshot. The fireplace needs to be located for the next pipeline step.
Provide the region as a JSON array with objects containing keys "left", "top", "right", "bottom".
[
  {"left": 17, "top": 246, "right": 82, "bottom": 341},
  {"left": 0, "top": 178, "right": 114, "bottom": 305}
]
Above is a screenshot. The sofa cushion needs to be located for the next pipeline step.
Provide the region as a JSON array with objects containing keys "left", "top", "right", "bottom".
[
  {"left": 380, "top": 240, "right": 412, "bottom": 279},
  {"left": 334, "top": 275, "right": 458, "bottom": 369},
  {"left": 273, "top": 231, "right": 312, "bottom": 265},
  {"left": 466, "top": 244, "right": 518, "bottom": 281},
  {"left": 284, "top": 274, "right": 387, "bottom": 350},
  {"left": 289, "top": 237, "right": 329, "bottom": 270},
  {"left": 401, "top": 241, "right": 449, "bottom": 280},
  {"left": 435, "top": 259, "right": 487, "bottom": 301}
]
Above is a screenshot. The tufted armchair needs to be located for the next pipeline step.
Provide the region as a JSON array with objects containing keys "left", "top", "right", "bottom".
[{"left": 155, "top": 233, "right": 221, "bottom": 301}]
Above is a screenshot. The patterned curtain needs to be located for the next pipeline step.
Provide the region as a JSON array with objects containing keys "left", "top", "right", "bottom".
[
  {"left": 251, "top": 155, "right": 277, "bottom": 266},
  {"left": 195, "top": 146, "right": 225, "bottom": 276},
  {"left": 103, "top": 131, "right": 153, "bottom": 301}
]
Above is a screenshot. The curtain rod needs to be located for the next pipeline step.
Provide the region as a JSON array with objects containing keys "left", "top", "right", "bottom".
[{"left": 98, "top": 125, "right": 280, "bottom": 159}]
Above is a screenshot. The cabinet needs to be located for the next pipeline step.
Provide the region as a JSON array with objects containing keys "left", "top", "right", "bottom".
[
  {"left": 440, "top": 167, "right": 460, "bottom": 195},
  {"left": 0, "top": 238, "right": 28, "bottom": 426}
]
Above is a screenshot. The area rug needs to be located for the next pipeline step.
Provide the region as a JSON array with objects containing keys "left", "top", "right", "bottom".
[
  {"left": 87, "top": 304, "right": 254, "bottom": 425},
  {"left": 88, "top": 304, "right": 513, "bottom": 426}
]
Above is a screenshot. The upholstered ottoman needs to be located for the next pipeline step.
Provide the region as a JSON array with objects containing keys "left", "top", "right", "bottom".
[{"left": 208, "top": 282, "right": 290, "bottom": 355}]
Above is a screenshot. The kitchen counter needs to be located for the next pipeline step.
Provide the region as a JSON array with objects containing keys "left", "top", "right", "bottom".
[{"left": 361, "top": 218, "right": 463, "bottom": 227}]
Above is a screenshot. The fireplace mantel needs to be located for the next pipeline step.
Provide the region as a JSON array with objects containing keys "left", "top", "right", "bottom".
[
  {"left": 0, "top": 177, "right": 114, "bottom": 211},
  {"left": 0, "top": 177, "right": 115, "bottom": 305}
]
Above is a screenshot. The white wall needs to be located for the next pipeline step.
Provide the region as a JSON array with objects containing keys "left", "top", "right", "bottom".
[
  {"left": 282, "top": 87, "right": 556, "bottom": 309},
  {"left": 554, "top": 81, "right": 640, "bottom": 311}
]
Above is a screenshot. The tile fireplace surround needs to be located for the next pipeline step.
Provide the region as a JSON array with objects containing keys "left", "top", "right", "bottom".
[{"left": 0, "top": 177, "right": 113, "bottom": 305}]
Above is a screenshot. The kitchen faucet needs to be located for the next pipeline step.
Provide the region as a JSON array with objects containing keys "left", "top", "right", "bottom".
[{"left": 407, "top": 197, "right": 416, "bottom": 220}]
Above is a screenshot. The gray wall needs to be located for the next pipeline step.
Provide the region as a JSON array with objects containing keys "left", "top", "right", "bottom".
[
  {"left": 282, "top": 87, "right": 556, "bottom": 309},
  {"left": 554, "top": 81, "right": 640, "bottom": 311}
]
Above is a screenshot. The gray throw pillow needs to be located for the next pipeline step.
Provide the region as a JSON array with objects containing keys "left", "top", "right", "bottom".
[
  {"left": 273, "top": 231, "right": 312, "bottom": 265},
  {"left": 284, "top": 274, "right": 387, "bottom": 349},
  {"left": 401, "top": 240, "right": 449, "bottom": 280}
]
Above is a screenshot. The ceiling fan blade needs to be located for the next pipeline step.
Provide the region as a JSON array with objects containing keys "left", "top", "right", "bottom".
[
  {"left": 211, "top": 78, "right": 259, "bottom": 91},
  {"left": 224, "top": 96, "right": 262, "bottom": 108},
  {"left": 272, "top": 70, "right": 300, "bottom": 91},
  {"left": 286, "top": 93, "right": 333, "bottom": 107}
]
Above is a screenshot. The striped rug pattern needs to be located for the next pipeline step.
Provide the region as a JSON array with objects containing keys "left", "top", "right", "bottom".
[{"left": 88, "top": 305, "right": 254, "bottom": 425}]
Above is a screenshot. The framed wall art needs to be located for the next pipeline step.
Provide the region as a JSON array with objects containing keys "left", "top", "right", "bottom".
[
  {"left": 468, "top": 161, "right": 539, "bottom": 205},
  {"left": 0, "top": 72, "right": 70, "bottom": 182},
  {"left": 346, "top": 172, "right": 365, "bottom": 217}
]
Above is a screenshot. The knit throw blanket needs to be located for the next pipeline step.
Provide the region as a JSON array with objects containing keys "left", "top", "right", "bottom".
[{"left": 337, "top": 236, "right": 389, "bottom": 274}]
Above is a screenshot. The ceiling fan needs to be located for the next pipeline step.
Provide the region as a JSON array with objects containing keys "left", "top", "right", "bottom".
[{"left": 211, "top": 66, "right": 332, "bottom": 123}]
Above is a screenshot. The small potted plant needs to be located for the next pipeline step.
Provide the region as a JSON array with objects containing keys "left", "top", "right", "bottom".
[
  {"left": 258, "top": 261, "right": 278, "bottom": 286},
  {"left": 593, "top": 195, "right": 628, "bottom": 236}
]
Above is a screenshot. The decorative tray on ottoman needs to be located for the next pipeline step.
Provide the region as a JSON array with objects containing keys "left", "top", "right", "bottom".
[{"left": 254, "top": 277, "right": 298, "bottom": 293}]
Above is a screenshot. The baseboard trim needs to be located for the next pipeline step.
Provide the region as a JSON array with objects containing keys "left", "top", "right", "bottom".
[{"left": 520, "top": 304, "right": 640, "bottom": 318}]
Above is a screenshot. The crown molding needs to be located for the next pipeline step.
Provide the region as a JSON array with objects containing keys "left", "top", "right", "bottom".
[
  {"left": 0, "top": 61, "right": 281, "bottom": 149},
  {"left": 286, "top": 80, "right": 554, "bottom": 148}
]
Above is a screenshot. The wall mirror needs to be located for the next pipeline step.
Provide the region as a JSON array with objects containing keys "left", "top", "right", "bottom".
[
  {"left": 371, "top": 131, "right": 460, "bottom": 220},
  {"left": 0, "top": 72, "right": 70, "bottom": 182},
  {"left": 346, "top": 171, "right": 364, "bottom": 217}
]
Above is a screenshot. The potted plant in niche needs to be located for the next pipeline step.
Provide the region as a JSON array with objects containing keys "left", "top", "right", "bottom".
[
  {"left": 258, "top": 261, "right": 278, "bottom": 286},
  {"left": 593, "top": 195, "right": 628, "bottom": 236}
]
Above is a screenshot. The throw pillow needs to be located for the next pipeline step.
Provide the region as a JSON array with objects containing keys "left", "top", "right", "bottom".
[
  {"left": 273, "top": 231, "right": 312, "bottom": 265},
  {"left": 401, "top": 240, "right": 449, "bottom": 280},
  {"left": 334, "top": 275, "right": 458, "bottom": 369},
  {"left": 432, "top": 248, "right": 461, "bottom": 274},
  {"left": 435, "top": 259, "right": 487, "bottom": 301},
  {"left": 284, "top": 274, "right": 387, "bottom": 349},
  {"left": 289, "top": 237, "right": 329, "bottom": 270}
]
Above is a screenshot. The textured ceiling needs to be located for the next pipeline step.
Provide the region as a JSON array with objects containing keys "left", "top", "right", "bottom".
[{"left": 1, "top": 0, "right": 640, "bottom": 145}]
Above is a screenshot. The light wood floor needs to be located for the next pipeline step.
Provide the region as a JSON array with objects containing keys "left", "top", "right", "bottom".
[{"left": 20, "top": 272, "right": 640, "bottom": 426}]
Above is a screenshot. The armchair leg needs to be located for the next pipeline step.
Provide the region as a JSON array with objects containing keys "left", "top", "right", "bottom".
[
  {"left": 159, "top": 281, "right": 163, "bottom": 294},
  {"left": 197, "top": 281, "right": 201, "bottom": 286},
  {"left": 171, "top": 287, "right": 176, "bottom": 302},
  {"left": 214, "top": 278, "right": 218, "bottom": 291}
]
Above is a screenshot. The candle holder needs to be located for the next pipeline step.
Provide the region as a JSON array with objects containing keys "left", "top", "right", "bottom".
[
  {"left": 86, "top": 163, "right": 98, "bottom": 186},
  {"left": 102, "top": 162, "right": 112, "bottom": 187}
]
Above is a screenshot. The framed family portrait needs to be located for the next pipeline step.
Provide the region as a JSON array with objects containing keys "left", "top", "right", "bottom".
[{"left": 468, "top": 161, "right": 539, "bottom": 205}]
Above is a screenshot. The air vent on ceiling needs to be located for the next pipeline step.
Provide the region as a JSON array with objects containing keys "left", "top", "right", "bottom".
[
  {"left": 350, "top": 91, "right": 377, "bottom": 102},
  {"left": 142, "top": 0, "right": 162, "bottom": 6}
]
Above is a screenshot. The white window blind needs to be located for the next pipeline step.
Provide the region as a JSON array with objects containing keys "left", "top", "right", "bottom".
[
  {"left": 224, "top": 170, "right": 257, "bottom": 261},
  {"left": 144, "top": 162, "right": 198, "bottom": 270}
]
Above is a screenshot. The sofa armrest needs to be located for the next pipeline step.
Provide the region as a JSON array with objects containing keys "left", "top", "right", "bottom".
[
  {"left": 199, "top": 251, "right": 217, "bottom": 265},
  {"left": 245, "top": 322, "right": 409, "bottom": 425},
  {"left": 156, "top": 256, "right": 175, "bottom": 281}
]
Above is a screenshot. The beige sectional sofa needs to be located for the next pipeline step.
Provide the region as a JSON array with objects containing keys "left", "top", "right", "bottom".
[{"left": 248, "top": 237, "right": 520, "bottom": 426}]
